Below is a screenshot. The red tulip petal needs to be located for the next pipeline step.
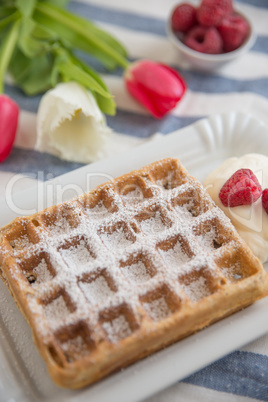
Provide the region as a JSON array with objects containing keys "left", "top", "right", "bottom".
[
  {"left": 124, "top": 60, "right": 187, "bottom": 118},
  {"left": 0, "top": 95, "right": 20, "bottom": 162},
  {"left": 125, "top": 79, "right": 163, "bottom": 118}
]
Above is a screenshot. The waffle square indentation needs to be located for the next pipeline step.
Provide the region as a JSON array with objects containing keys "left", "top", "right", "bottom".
[
  {"left": 141, "top": 284, "right": 181, "bottom": 321},
  {"left": 79, "top": 269, "right": 117, "bottom": 305},
  {"left": 178, "top": 267, "right": 219, "bottom": 303},
  {"left": 193, "top": 218, "right": 233, "bottom": 251},
  {"left": 18, "top": 251, "right": 56, "bottom": 286},
  {"left": 98, "top": 221, "right": 136, "bottom": 249},
  {"left": 81, "top": 184, "right": 119, "bottom": 220},
  {"left": 157, "top": 234, "right": 194, "bottom": 270},
  {"left": 100, "top": 303, "right": 138, "bottom": 342},
  {"left": 150, "top": 159, "right": 187, "bottom": 190},
  {"left": 55, "top": 321, "right": 95, "bottom": 363},
  {"left": 120, "top": 251, "right": 156, "bottom": 283},
  {"left": 5, "top": 220, "right": 40, "bottom": 250},
  {"left": 171, "top": 187, "right": 210, "bottom": 218},
  {"left": 40, "top": 202, "right": 82, "bottom": 235},
  {"left": 58, "top": 235, "right": 95, "bottom": 273},
  {"left": 43, "top": 288, "right": 75, "bottom": 323},
  {"left": 116, "top": 174, "right": 155, "bottom": 205},
  {"left": 135, "top": 205, "right": 172, "bottom": 235}
]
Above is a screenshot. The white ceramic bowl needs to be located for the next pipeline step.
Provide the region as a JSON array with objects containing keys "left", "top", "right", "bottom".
[{"left": 166, "top": 7, "right": 256, "bottom": 71}]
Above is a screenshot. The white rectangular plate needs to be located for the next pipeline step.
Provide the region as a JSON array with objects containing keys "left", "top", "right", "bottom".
[{"left": 0, "top": 112, "right": 268, "bottom": 402}]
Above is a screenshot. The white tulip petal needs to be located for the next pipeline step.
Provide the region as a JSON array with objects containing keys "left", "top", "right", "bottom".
[{"left": 35, "top": 82, "right": 112, "bottom": 163}]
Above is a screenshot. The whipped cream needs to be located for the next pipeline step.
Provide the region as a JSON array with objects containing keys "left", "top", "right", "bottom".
[{"left": 204, "top": 154, "right": 268, "bottom": 263}]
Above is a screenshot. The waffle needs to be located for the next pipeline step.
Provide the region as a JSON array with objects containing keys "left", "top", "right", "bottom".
[{"left": 0, "top": 158, "right": 267, "bottom": 389}]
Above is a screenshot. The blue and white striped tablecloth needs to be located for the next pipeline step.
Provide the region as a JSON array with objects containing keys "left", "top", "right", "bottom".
[{"left": 1, "top": 0, "right": 268, "bottom": 401}]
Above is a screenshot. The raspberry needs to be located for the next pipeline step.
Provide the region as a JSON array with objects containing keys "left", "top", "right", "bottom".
[
  {"left": 218, "top": 13, "right": 250, "bottom": 52},
  {"left": 171, "top": 3, "right": 197, "bottom": 33},
  {"left": 219, "top": 169, "right": 262, "bottom": 207},
  {"left": 184, "top": 26, "right": 223, "bottom": 54},
  {"left": 262, "top": 189, "right": 268, "bottom": 214},
  {"left": 197, "top": 0, "right": 233, "bottom": 27}
]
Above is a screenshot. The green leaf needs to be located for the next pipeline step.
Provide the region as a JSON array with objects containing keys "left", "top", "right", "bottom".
[
  {"left": 69, "top": 54, "right": 115, "bottom": 115},
  {"left": 57, "top": 59, "right": 112, "bottom": 99},
  {"left": 15, "top": 0, "right": 36, "bottom": 17},
  {"left": 93, "top": 92, "right": 116, "bottom": 116},
  {"left": 18, "top": 17, "right": 44, "bottom": 57},
  {"left": 85, "top": 22, "right": 127, "bottom": 60},
  {"left": 40, "top": 0, "right": 70, "bottom": 7},
  {"left": 17, "top": 16, "right": 55, "bottom": 58},
  {"left": 34, "top": 2, "right": 129, "bottom": 68},
  {"left": 36, "top": 2, "right": 127, "bottom": 58},
  {"left": 0, "top": 10, "right": 20, "bottom": 31},
  {"left": 70, "top": 53, "right": 110, "bottom": 92},
  {"left": 0, "top": 17, "right": 21, "bottom": 93},
  {"left": 29, "top": 21, "right": 57, "bottom": 41},
  {"left": 50, "top": 62, "right": 60, "bottom": 88},
  {"left": 9, "top": 47, "right": 33, "bottom": 82},
  {"left": 0, "top": 6, "right": 16, "bottom": 19},
  {"left": 10, "top": 48, "right": 53, "bottom": 94},
  {"left": 49, "top": 50, "right": 115, "bottom": 114},
  {"left": 19, "top": 58, "right": 52, "bottom": 94},
  {"left": 33, "top": 9, "right": 119, "bottom": 70}
]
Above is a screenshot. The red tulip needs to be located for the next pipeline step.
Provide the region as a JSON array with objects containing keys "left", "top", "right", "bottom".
[
  {"left": 124, "top": 60, "right": 187, "bottom": 118},
  {"left": 0, "top": 95, "right": 19, "bottom": 162}
]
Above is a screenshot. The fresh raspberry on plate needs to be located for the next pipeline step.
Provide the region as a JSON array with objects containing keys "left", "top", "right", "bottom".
[
  {"left": 262, "top": 189, "right": 268, "bottom": 214},
  {"left": 197, "top": 0, "right": 233, "bottom": 27},
  {"left": 184, "top": 26, "right": 223, "bottom": 54},
  {"left": 218, "top": 13, "right": 250, "bottom": 52},
  {"left": 219, "top": 169, "right": 262, "bottom": 207},
  {"left": 171, "top": 3, "right": 197, "bottom": 33}
]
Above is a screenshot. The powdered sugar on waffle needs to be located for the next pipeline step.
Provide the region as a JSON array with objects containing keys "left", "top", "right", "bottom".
[
  {"left": 48, "top": 216, "right": 71, "bottom": 236},
  {"left": 122, "top": 261, "right": 152, "bottom": 283},
  {"left": 3, "top": 159, "right": 236, "bottom": 343},
  {"left": 102, "top": 315, "right": 132, "bottom": 342},
  {"left": 121, "top": 187, "right": 144, "bottom": 204},
  {"left": 11, "top": 234, "right": 31, "bottom": 249},
  {"left": 32, "top": 258, "right": 53, "bottom": 286},
  {"left": 60, "top": 240, "right": 95, "bottom": 272},
  {"left": 80, "top": 276, "right": 115, "bottom": 305},
  {"left": 181, "top": 277, "right": 211, "bottom": 303},
  {"left": 61, "top": 335, "right": 89, "bottom": 359},
  {"left": 100, "top": 227, "right": 134, "bottom": 249},
  {"left": 197, "top": 229, "right": 216, "bottom": 251},
  {"left": 44, "top": 295, "right": 70, "bottom": 322},
  {"left": 139, "top": 211, "right": 167, "bottom": 234},
  {"left": 159, "top": 241, "right": 191, "bottom": 269},
  {"left": 84, "top": 201, "right": 109, "bottom": 220},
  {"left": 143, "top": 296, "right": 170, "bottom": 321}
]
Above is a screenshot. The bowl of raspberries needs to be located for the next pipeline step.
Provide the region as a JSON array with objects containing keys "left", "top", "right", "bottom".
[{"left": 167, "top": 0, "right": 256, "bottom": 70}]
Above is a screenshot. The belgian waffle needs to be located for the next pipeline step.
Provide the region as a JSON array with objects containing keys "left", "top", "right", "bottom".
[{"left": 0, "top": 158, "right": 267, "bottom": 389}]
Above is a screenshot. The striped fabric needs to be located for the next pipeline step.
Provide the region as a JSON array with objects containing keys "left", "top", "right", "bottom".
[{"left": 1, "top": 0, "right": 268, "bottom": 400}]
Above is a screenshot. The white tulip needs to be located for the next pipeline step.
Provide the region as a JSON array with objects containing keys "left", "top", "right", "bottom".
[{"left": 35, "top": 82, "right": 112, "bottom": 163}]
